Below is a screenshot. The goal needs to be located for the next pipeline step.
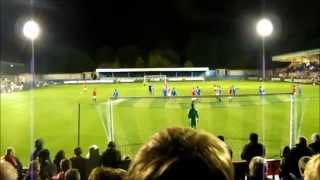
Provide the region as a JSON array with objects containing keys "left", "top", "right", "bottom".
[{"left": 143, "top": 75, "right": 167, "bottom": 83}]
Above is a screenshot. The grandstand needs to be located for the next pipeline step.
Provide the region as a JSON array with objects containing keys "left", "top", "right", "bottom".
[{"left": 272, "top": 49, "right": 320, "bottom": 81}]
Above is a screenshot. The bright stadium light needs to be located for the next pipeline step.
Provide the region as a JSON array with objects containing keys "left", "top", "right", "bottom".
[
  {"left": 256, "top": 18, "right": 273, "bottom": 37},
  {"left": 23, "top": 20, "right": 40, "bottom": 40},
  {"left": 256, "top": 18, "right": 273, "bottom": 80}
]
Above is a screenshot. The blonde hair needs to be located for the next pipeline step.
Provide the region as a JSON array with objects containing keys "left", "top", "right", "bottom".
[
  {"left": 249, "top": 156, "right": 267, "bottom": 177},
  {"left": 304, "top": 154, "right": 320, "bottom": 180},
  {"left": 127, "top": 127, "right": 233, "bottom": 180},
  {"left": 0, "top": 160, "right": 18, "bottom": 180}
]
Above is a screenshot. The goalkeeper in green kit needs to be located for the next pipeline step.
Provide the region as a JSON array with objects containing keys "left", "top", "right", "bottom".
[{"left": 188, "top": 103, "right": 199, "bottom": 129}]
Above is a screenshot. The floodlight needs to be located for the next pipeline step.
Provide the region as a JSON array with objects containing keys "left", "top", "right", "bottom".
[
  {"left": 23, "top": 20, "right": 40, "bottom": 40},
  {"left": 256, "top": 18, "right": 273, "bottom": 37}
]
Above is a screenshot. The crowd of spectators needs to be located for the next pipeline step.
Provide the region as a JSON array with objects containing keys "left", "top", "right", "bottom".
[
  {"left": 278, "top": 62, "right": 320, "bottom": 79},
  {"left": 0, "top": 128, "right": 319, "bottom": 180}
]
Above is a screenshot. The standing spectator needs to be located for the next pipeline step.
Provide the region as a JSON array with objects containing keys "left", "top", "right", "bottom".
[
  {"left": 52, "top": 158, "right": 72, "bottom": 180},
  {"left": 1, "top": 147, "right": 23, "bottom": 179},
  {"left": 70, "top": 147, "right": 88, "bottom": 180},
  {"left": 31, "top": 138, "right": 44, "bottom": 160},
  {"left": 0, "top": 160, "right": 18, "bottom": 180},
  {"left": 309, "top": 133, "right": 320, "bottom": 154},
  {"left": 25, "top": 160, "right": 41, "bottom": 180},
  {"left": 241, "top": 133, "right": 265, "bottom": 162},
  {"left": 86, "top": 145, "right": 101, "bottom": 176},
  {"left": 101, "top": 141, "right": 122, "bottom": 168},
  {"left": 38, "top": 149, "right": 57, "bottom": 179},
  {"left": 304, "top": 154, "right": 320, "bottom": 180},
  {"left": 284, "top": 136, "right": 312, "bottom": 178},
  {"left": 280, "top": 146, "right": 291, "bottom": 179},
  {"left": 53, "top": 150, "right": 66, "bottom": 172},
  {"left": 127, "top": 127, "right": 234, "bottom": 180},
  {"left": 65, "top": 169, "right": 81, "bottom": 180}
]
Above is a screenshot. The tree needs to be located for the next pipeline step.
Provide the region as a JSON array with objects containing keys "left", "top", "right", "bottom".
[
  {"left": 148, "top": 49, "right": 173, "bottom": 67},
  {"left": 135, "top": 57, "right": 145, "bottom": 67},
  {"left": 111, "top": 58, "right": 120, "bottom": 68}
]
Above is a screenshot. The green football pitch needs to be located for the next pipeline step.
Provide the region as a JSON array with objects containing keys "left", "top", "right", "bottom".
[{"left": 1, "top": 80, "right": 319, "bottom": 165}]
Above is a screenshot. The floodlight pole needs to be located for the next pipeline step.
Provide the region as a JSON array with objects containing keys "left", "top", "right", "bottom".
[{"left": 262, "top": 37, "right": 266, "bottom": 81}]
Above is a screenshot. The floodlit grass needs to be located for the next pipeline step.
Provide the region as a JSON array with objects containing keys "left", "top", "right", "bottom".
[{"left": 1, "top": 80, "right": 319, "bottom": 165}]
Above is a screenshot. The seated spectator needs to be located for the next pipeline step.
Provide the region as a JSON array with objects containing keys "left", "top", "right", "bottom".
[
  {"left": 304, "top": 154, "right": 320, "bottom": 180},
  {"left": 218, "top": 135, "right": 233, "bottom": 159},
  {"left": 86, "top": 145, "right": 101, "bottom": 176},
  {"left": 25, "top": 160, "right": 41, "bottom": 180},
  {"left": 127, "top": 127, "right": 234, "bottom": 180},
  {"left": 65, "top": 168, "right": 81, "bottom": 180},
  {"left": 0, "top": 160, "right": 18, "bottom": 180},
  {"left": 70, "top": 147, "right": 88, "bottom": 180},
  {"left": 31, "top": 138, "right": 44, "bottom": 160},
  {"left": 1, "top": 147, "right": 23, "bottom": 179},
  {"left": 284, "top": 136, "right": 312, "bottom": 179},
  {"left": 309, "top": 133, "right": 320, "bottom": 154},
  {"left": 88, "top": 167, "right": 126, "bottom": 180},
  {"left": 248, "top": 156, "right": 271, "bottom": 180},
  {"left": 118, "top": 156, "right": 131, "bottom": 170},
  {"left": 101, "top": 141, "right": 122, "bottom": 168},
  {"left": 38, "top": 148, "right": 57, "bottom": 179},
  {"left": 53, "top": 150, "right": 66, "bottom": 172},
  {"left": 52, "top": 158, "right": 72, "bottom": 180},
  {"left": 241, "top": 133, "right": 265, "bottom": 162}
]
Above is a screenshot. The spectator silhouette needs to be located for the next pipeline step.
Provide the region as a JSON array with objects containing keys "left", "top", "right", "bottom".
[
  {"left": 304, "top": 154, "right": 320, "bottom": 180},
  {"left": 241, "top": 133, "right": 265, "bottom": 162},
  {"left": 280, "top": 146, "right": 291, "bottom": 179},
  {"left": 0, "top": 160, "right": 18, "bottom": 180},
  {"left": 284, "top": 136, "right": 312, "bottom": 179},
  {"left": 101, "top": 141, "right": 122, "bottom": 168},
  {"left": 127, "top": 127, "right": 234, "bottom": 180},
  {"left": 309, "top": 133, "right": 320, "bottom": 154},
  {"left": 70, "top": 147, "right": 88, "bottom": 180},
  {"left": 38, "top": 148, "right": 57, "bottom": 179},
  {"left": 53, "top": 150, "right": 66, "bottom": 172},
  {"left": 52, "top": 158, "right": 72, "bottom": 180},
  {"left": 86, "top": 145, "right": 101, "bottom": 176},
  {"left": 31, "top": 138, "right": 44, "bottom": 160}
]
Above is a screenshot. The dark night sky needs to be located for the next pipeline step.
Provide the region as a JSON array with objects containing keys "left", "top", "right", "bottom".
[{"left": 1, "top": 0, "right": 320, "bottom": 72}]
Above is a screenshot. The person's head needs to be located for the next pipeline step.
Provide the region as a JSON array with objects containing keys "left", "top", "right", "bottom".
[
  {"left": 88, "top": 167, "right": 126, "bottom": 180},
  {"left": 311, "top": 133, "right": 320, "bottom": 143},
  {"left": 127, "top": 127, "right": 234, "bottom": 180},
  {"left": 60, "top": 158, "right": 72, "bottom": 172},
  {"left": 88, "top": 145, "right": 100, "bottom": 159},
  {"left": 191, "top": 103, "right": 195, "bottom": 109},
  {"left": 249, "top": 156, "right": 267, "bottom": 178},
  {"left": 281, "top": 146, "right": 290, "bottom": 158},
  {"left": 74, "top": 147, "right": 82, "bottom": 156},
  {"left": 298, "top": 156, "right": 311, "bottom": 177},
  {"left": 107, "top": 141, "right": 116, "bottom": 149},
  {"left": 0, "top": 160, "right": 18, "bottom": 180},
  {"left": 54, "top": 150, "right": 65, "bottom": 160},
  {"left": 38, "top": 149, "right": 50, "bottom": 163},
  {"left": 249, "top": 133, "right": 258, "bottom": 143},
  {"left": 5, "top": 147, "right": 15, "bottom": 156},
  {"left": 35, "top": 138, "right": 44, "bottom": 150},
  {"left": 65, "top": 169, "right": 81, "bottom": 180},
  {"left": 304, "top": 154, "right": 320, "bottom": 180},
  {"left": 298, "top": 136, "right": 308, "bottom": 146}
]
